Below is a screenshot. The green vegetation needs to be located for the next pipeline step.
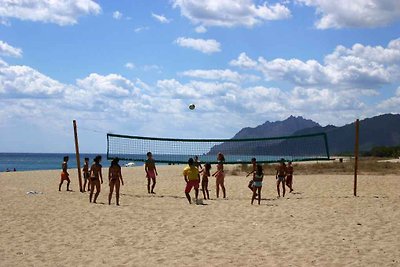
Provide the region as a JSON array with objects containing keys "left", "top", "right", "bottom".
[{"left": 362, "top": 146, "right": 400, "bottom": 158}]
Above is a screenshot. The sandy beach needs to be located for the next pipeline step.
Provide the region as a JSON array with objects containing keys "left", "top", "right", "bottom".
[{"left": 0, "top": 165, "right": 399, "bottom": 266}]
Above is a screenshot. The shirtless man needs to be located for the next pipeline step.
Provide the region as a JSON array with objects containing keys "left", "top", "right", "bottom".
[
  {"left": 145, "top": 152, "right": 158, "bottom": 194},
  {"left": 59, "top": 156, "right": 71, "bottom": 191},
  {"left": 89, "top": 155, "right": 103, "bottom": 203},
  {"left": 108, "top": 158, "right": 124, "bottom": 205},
  {"left": 276, "top": 159, "right": 287, "bottom": 198}
]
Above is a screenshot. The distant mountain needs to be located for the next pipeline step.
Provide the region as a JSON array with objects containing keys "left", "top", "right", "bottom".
[
  {"left": 208, "top": 113, "right": 400, "bottom": 157},
  {"left": 291, "top": 113, "right": 400, "bottom": 154},
  {"left": 208, "top": 116, "right": 320, "bottom": 154},
  {"left": 232, "top": 115, "right": 320, "bottom": 139}
]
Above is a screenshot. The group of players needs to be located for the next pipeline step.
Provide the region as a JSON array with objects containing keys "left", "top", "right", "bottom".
[{"left": 58, "top": 153, "right": 294, "bottom": 206}]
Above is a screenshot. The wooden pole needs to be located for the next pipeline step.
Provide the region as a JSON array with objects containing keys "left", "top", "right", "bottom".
[
  {"left": 354, "top": 119, "right": 360, "bottom": 196},
  {"left": 73, "top": 120, "right": 83, "bottom": 192}
]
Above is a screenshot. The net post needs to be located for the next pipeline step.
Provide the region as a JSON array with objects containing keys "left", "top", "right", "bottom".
[
  {"left": 354, "top": 119, "right": 360, "bottom": 197},
  {"left": 73, "top": 120, "right": 83, "bottom": 193},
  {"left": 323, "top": 133, "right": 330, "bottom": 159}
]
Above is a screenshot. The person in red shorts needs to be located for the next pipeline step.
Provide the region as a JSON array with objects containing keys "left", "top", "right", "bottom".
[
  {"left": 59, "top": 156, "right": 71, "bottom": 191},
  {"left": 183, "top": 158, "right": 200, "bottom": 204},
  {"left": 145, "top": 152, "right": 158, "bottom": 194}
]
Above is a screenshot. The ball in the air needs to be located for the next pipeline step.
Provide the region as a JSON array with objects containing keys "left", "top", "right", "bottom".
[{"left": 189, "top": 104, "right": 195, "bottom": 110}]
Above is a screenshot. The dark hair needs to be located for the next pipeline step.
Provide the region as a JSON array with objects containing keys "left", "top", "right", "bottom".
[
  {"left": 84, "top": 157, "right": 89, "bottom": 161},
  {"left": 217, "top": 152, "right": 225, "bottom": 162},
  {"left": 63, "top": 156, "right": 69, "bottom": 161},
  {"left": 256, "top": 164, "right": 263, "bottom": 176},
  {"left": 188, "top": 158, "right": 194, "bottom": 165},
  {"left": 147, "top": 152, "right": 152, "bottom": 157},
  {"left": 251, "top": 157, "right": 256, "bottom": 163},
  {"left": 204, "top": 163, "right": 211, "bottom": 170},
  {"left": 111, "top": 157, "right": 120, "bottom": 167},
  {"left": 94, "top": 155, "right": 102, "bottom": 164}
]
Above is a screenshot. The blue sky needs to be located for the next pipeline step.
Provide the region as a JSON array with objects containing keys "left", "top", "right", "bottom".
[{"left": 0, "top": 0, "right": 400, "bottom": 153}]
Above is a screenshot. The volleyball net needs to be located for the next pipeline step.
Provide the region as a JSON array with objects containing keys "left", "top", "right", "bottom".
[{"left": 107, "top": 132, "right": 330, "bottom": 164}]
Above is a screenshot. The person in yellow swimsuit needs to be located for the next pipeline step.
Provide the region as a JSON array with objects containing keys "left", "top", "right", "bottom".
[{"left": 183, "top": 158, "right": 200, "bottom": 204}]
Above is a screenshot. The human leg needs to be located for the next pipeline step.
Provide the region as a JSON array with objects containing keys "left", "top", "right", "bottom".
[{"left": 93, "top": 180, "right": 101, "bottom": 203}]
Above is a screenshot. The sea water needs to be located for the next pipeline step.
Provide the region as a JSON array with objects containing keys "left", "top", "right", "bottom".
[{"left": 0, "top": 153, "right": 135, "bottom": 172}]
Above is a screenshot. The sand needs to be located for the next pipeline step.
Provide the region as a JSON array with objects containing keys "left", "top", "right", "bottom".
[{"left": 0, "top": 165, "right": 399, "bottom": 266}]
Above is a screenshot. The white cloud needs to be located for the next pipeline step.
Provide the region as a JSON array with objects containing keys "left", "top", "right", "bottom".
[
  {"left": 180, "top": 69, "right": 259, "bottom": 83},
  {"left": 0, "top": 65, "right": 64, "bottom": 97},
  {"left": 0, "top": 41, "right": 22, "bottom": 58},
  {"left": 195, "top": 25, "right": 207, "bottom": 33},
  {"left": 296, "top": 0, "right": 400, "bottom": 29},
  {"left": 134, "top": 26, "right": 149, "bottom": 33},
  {"left": 151, "top": 13, "right": 171, "bottom": 23},
  {"left": 231, "top": 38, "right": 400, "bottom": 89},
  {"left": 76, "top": 73, "right": 138, "bottom": 98},
  {"left": 125, "top": 62, "right": 135, "bottom": 69},
  {"left": 172, "top": 0, "right": 291, "bottom": 28},
  {"left": 112, "top": 11, "right": 123, "bottom": 20},
  {"left": 0, "top": 0, "right": 101, "bottom": 26},
  {"left": 143, "top": 64, "right": 162, "bottom": 72},
  {"left": 175, "top": 37, "right": 221, "bottom": 54}
]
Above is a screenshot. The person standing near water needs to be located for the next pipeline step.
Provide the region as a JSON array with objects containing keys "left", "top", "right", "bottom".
[
  {"left": 89, "top": 155, "right": 103, "bottom": 203},
  {"left": 276, "top": 159, "right": 286, "bottom": 198},
  {"left": 145, "top": 152, "right": 158, "bottom": 194},
  {"left": 59, "top": 156, "right": 71, "bottom": 191},
  {"left": 108, "top": 158, "right": 124, "bottom": 205},
  {"left": 82, "top": 157, "right": 90, "bottom": 192}
]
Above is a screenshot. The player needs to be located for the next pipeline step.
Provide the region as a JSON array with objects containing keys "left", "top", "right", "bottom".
[
  {"left": 108, "top": 158, "right": 124, "bottom": 205},
  {"left": 145, "top": 152, "right": 158, "bottom": 194},
  {"left": 58, "top": 156, "right": 71, "bottom": 191},
  {"left": 201, "top": 163, "right": 211, "bottom": 200},
  {"left": 82, "top": 157, "right": 90, "bottom": 192},
  {"left": 212, "top": 152, "right": 226, "bottom": 198},
  {"left": 286, "top": 161, "right": 294, "bottom": 193},
  {"left": 251, "top": 164, "right": 264, "bottom": 205},
  {"left": 183, "top": 158, "right": 200, "bottom": 204},
  {"left": 246, "top": 158, "right": 257, "bottom": 193},
  {"left": 89, "top": 155, "right": 103, "bottom": 203},
  {"left": 276, "top": 158, "right": 286, "bottom": 198}
]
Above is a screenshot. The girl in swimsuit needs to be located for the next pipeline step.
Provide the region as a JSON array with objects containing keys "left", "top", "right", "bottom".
[
  {"left": 201, "top": 163, "right": 211, "bottom": 200},
  {"left": 212, "top": 152, "right": 226, "bottom": 198},
  {"left": 89, "top": 155, "right": 103, "bottom": 203},
  {"left": 108, "top": 158, "right": 124, "bottom": 205},
  {"left": 251, "top": 164, "right": 264, "bottom": 205},
  {"left": 82, "top": 157, "right": 90, "bottom": 192}
]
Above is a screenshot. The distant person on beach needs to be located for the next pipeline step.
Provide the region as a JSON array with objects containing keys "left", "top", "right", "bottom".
[
  {"left": 59, "top": 156, "right": 71, "bottom": 191},
  {"left": 183, "top": 158, "right": 200, "bottom": 204},
  {"left": 82, "top": 157, "right": 90, "bottom": 192},
  {"left": 276, "top": 159, "right": 287, "bottom": 198},
  {"left": 251, "top": 164, "right": 264, "bottom": 205},
  {"left": 194, "top": 155, "right": 203, "bottom": 171},
  {"left": 108, "top": 158, "right": 124, "bottom": 205},
  {"left": 286, "top": 161, "right": 294, "bottom": 193},
  {"left": 145, "top": 152, "right": 158, "bottom": 194},
  {"left": 212, "top": 152, "right": 226, "bottom": 198},
  {"left": 201, "top": 163, "right": 211, "bottom": 200},
  {"left": 246, "top": 158, "right": 257, "bottom": 193},
  {"left": 89, "top": 155, "right": 103, "bottom": 203}
]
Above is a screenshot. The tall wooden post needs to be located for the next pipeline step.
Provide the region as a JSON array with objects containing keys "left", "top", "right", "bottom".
[
  {"left": 73, "top": 120, "right": 83, "bottom": 192},
  {"left": 354, "top": 119, "right": 360, "bottom": 196}
]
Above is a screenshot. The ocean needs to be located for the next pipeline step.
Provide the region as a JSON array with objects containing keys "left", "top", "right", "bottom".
[{"left": 0, "top": 153, "right": 137, "bottom": 172}]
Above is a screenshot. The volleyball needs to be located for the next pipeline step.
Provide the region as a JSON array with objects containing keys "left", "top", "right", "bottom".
[{"left": 189, "top": 104, "right": 195, "bottom": 110}]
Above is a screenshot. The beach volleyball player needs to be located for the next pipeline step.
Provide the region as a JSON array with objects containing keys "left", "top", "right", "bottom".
[
  {"left": 145, "top": 152, "right": 158, "bottom": 194},
  {"left": 183, "top": 158, "right": 200, "bottom": 204},
  {"left": 58, "top": 156, "right": 71, "bottom": 191}
]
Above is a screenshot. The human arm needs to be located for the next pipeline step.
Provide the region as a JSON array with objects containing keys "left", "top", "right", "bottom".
[
  {"left": 100, "top": 167, "right": 103, "bottom": 184},
  {"left": 119, "top": 167, "right": 124, "bottom": 186}
]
